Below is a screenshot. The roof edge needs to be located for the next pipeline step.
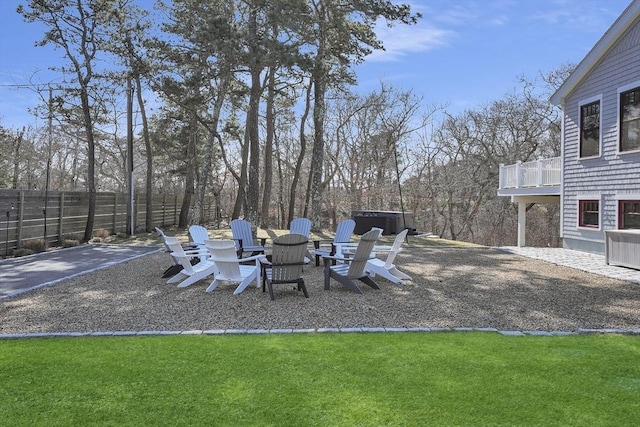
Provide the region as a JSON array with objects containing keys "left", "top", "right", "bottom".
[{"left": 550, "top": 0, "right": 640, "bottom": 106}]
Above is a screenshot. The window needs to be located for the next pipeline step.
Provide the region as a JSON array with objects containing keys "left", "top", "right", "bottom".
[
  {"left": 580, "top": 100, "right": 600, "bottom": 157},
  {"left": 619, "top": 200, "right": 640, "bottom": 229},
  {"left": 620, "top": 86, "right": 640, "bottom": 152},
  {"left": 579, "top": 200, "right": 599, "bottom": 228}
]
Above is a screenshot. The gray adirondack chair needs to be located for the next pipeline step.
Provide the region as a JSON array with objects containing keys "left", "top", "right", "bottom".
[
  {"left": 289, "top": 217, "right": 313, "bottom": 262},
  {"left": 322, "top": 227, "right": 383, "bottom": 294},
  {"left": 313, "top": 218, "right": 356, "bottom": 266},
  {"left": 261, "top": 233, "right": 309, "bottom": 300}
]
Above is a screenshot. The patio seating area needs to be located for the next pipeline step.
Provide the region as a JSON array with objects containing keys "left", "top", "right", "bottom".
[{"left": 1, "top": 234, "right": 639, "bottom": 335}]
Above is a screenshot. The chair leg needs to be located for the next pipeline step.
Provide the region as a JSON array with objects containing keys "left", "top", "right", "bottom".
[
  {"left": 331, "top": 270, "right": 363, "bottom": 294},
  {"left": 167, "top": 271, "right": 187, "bottom": 284},
  {"left": 267, "top": 280, "right": 275, "bottom": 301},
  {"left": 299, "top": 279, "right": 308, "bottom": 298},
  {"left": 206, "top": 279, "right": 220, "bottom": 293},
  {"left": 234, "top": 273, "right": 257, "bottom": 295},
  {"left": 389, "top": 266, "right": 412, "bottom": 281},
  {"left": 177, "top": 272, "right": 209, "bottom": 288},
  {"left": 358, "top": 275, "right": 380, "bottom": 290}
]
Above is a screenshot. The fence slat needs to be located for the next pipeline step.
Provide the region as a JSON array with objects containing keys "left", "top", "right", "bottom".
[{"left": 1, "top": 189, "right": 192, "bottom": 256}]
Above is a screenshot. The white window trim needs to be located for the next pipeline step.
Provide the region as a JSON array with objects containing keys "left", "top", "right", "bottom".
[
  {"left": 614, "top": 193, "right": 640, "bottom": 229},
  {"left": 578, "top": 94, "right": 603, "bottom": 160},
  {"left": 617, "top": 81, "right": 640, "bottom": 156},
  {"left": 576, "top": 193, "right": 602, "bottom": 231}
]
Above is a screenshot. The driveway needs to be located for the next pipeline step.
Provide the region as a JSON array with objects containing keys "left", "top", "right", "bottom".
[{"left": 0, "top": 244, "right": 162, "bottom": 299}]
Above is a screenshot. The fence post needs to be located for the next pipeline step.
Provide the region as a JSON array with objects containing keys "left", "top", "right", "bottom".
[
  {"left": 162, "top": 194, "right": 166, "bottom": 226},
  {"left": 58, "top": 192, "right": 65, "bottom": 239},
  {"left": 16, "top": 191, "right": 24, "bottom": 248},
  {"left": 112, "top": 192, "right": 117, "bottom": 234},
  {"left": 174, "top": 194, "right": 178, "bottom": 225}
]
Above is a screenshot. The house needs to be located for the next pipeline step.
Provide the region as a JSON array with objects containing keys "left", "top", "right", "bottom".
[{"left": 498, "top": 0, "right": 640, "bottom": 264}]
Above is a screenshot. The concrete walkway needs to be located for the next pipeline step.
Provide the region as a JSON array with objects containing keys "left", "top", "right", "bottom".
[
  {"left": 0, "top": 244, "right": 162, "bottom": 299},
  {"left": 496, "top": 246, "right": 640, "bottom": 284}
]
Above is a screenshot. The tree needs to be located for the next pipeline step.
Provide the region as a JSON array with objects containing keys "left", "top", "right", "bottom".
[
  {"left": 19, "top": 0, "right": 117, "bottom": 242},
  {"left": 302, "top": 0, "right": 420, "bottom": 230}
]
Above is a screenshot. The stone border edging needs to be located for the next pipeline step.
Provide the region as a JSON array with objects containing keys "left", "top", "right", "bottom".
[{"left": 2, "top": 326, "right": 638, "bottom": 340}]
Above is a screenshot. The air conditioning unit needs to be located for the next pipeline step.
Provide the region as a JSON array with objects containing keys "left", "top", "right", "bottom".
[{"left": 605, "top": 230, "right": 640, "bottom": 270}]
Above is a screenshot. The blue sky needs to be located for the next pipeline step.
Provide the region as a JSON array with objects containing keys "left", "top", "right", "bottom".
[{"left": 0, "top": 0, "right": 634, "bottom": 130}]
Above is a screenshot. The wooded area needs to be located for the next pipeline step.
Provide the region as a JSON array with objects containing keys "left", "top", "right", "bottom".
[{"left": 0, "top": 0, "right": 569, "bottom": 249}]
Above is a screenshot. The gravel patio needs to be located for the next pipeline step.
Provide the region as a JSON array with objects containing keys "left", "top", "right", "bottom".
[{"left": 1, "top": 244, "right": 639, "bottom": 334}]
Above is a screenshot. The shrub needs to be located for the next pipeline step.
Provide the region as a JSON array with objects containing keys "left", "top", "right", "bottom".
[
  {"left": 12, "top": 248, "right": 34, "bottom": 257},
  {"left": 21, "top": 239, "right": 47, "bottom": 253},
  {"left": 94, "top": 228, "right": 111, "bottom": 239},
  {"left": 61, "top": 239, "right": 79, "bottom": 248}
]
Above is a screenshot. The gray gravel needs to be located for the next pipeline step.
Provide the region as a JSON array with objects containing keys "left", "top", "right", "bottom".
[{"left": 1, "top": 246, "right": 639, "bottom": 333}]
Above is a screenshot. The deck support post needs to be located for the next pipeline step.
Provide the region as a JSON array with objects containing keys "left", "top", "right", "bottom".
[{"left": 517, "top": 201, "right": 526, "bottom": 247}]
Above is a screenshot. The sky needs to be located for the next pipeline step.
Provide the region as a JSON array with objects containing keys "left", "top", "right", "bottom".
[{"left": 0, "top": 0, "right": 635, "bottom": 131}]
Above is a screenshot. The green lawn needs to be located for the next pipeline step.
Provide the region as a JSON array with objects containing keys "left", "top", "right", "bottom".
[{"left": 1, "top": 332, "right": 638, "bottom": 426}]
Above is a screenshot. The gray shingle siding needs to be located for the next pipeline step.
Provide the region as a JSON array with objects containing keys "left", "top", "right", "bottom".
[{"left": 562, "top": 16, "right": 640, "bottom": 253}]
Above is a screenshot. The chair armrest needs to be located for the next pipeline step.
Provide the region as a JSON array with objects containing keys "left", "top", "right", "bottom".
[
  {"left": 322, "top": 254, "right": 375, "bottom": 263},
  {"left": 313, "top": 239, "right": 335, "bottom": 249},
  {"left": 238, "top": 254, "right": 267, "bottom": 263}
]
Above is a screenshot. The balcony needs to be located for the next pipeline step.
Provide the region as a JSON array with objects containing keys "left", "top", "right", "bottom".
[{"left": 498, "top": 157, "right": 561, "bottom": 197}]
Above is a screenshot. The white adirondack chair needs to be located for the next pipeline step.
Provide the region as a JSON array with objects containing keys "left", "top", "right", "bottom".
[
  {"left": 205, "top": 239, "right": 264, "bottom": 294},
  {"left": 188, "top": 224, "right": 210, "bottom": 250},
  {"left": 165, "top": 239, "right": 217, "bottom": 288},
  {"left": 156, "top": 227, "right": 208, "bottom": 278},
  {"left": 322, "top": 227, "right": 382, "bottom": 294},
  {"left": 313, "top": 218, "right": 356, "bottom": 266},
  {"left": 230, "top": 219, "right": 266, "bottom": 257},
  {"left": 365, "top": 229, "right": 412, "bottom": 284}
]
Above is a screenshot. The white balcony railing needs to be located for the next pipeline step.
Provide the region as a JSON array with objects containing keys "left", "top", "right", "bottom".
[{"left": 499, "top": 157, "right": 561, "bottom": 189}]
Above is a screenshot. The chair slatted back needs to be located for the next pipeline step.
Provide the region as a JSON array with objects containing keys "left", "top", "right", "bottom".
[
  {"left": 270, "top": 234, "right": 308, "bottom": 282},
  {"left": 189, "top": 225, "right": 209, "bottom": 248},
  {"left": 289, "top": 218, "right": 311, "bottom": 238},
  {"left": 384, "top": 229, "right": 409, "bottom": 268},
  {"left": 230, "top": 219, "right": 254, "bottom": 251},
  {"left": 166, "top": 238, "right": 195, "bottom": 275},
  {"left": 334, "top": 219, "right": 355, "bottom": 243},
  {"left": 206, "top": 240, "right": 243, "bottom": 280},
  {"left": 347, "top": 228, "right": 382, "bottom": 277}
]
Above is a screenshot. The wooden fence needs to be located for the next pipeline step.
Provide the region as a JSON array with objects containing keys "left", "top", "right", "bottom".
[{"left": 0, "top": 189, "right": 210, "bottom": 256}]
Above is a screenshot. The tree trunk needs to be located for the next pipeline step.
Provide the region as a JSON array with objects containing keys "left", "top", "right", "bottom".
[
  {"left": 260, "top": 67, "right": 276, "bottom": 228},
  {"left": 135, "top": 76, "right": 153, "bottom": 232},
  {"left": 245, "top": 8, "right": 262, "bottom": 227},
  {"left": 81, "top": 88, "right": 96, "bottom": 243},
  {"left": 179, "top": 114, "right": 197, "bottom": 228},
  {"left": 288, "top": 80, "right": 312, "bottom": 225}
]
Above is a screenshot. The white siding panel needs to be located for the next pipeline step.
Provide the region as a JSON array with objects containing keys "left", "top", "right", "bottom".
[{"left": 562, "top": 16, "right": 640, "bottom": 250}]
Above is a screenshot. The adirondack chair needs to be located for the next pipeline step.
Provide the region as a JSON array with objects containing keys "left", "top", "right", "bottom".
[
  {"left": 155, "top": 227, "right": 206, "bottom": 278},
  {"left": 365, "top": 228, "right": 412, "bottom": 284},
  {"left": 322, "top": 227, "right": 383, "bottom": 294},
  {"left": 165, "top": 239, "right": 218, "bottom": 288},
  {"left": 289, "top": 217, "right": 313, "bottom": 262},
  {"left": 313, "top": 218, "right": 356, "bottom": 266},
  {"left": 230, "top": 219, "right": 266, "bottom": 257},
  {"left": 261, "top": 233, "right": 309, "bottom": 300},
  {"left": 188, "top": 224, "right": 210, "bottom": 250},
  {"left": 205, "top": 239, "right": 264, "bottom": 294}
]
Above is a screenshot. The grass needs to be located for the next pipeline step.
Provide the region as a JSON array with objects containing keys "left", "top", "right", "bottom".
[
  {"left": 110, "top": 226, "right": 479, "bottom": 249},
  {"left": 1, "top": 332, "right": 638, "bottom": 426}
]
